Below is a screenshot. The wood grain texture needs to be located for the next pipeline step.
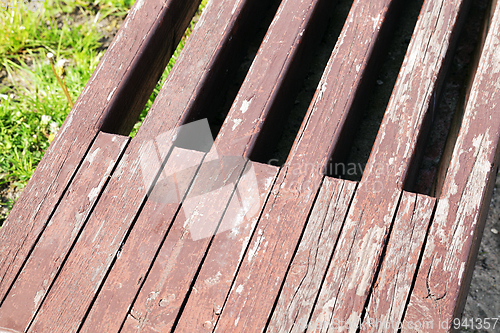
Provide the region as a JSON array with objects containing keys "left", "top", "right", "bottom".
[
  {"left": 118, "top": 0, "right": 348, "bottom": 329},
  {"left": 403, "top": 1, "right": 500, "bottom": 330},
  {"left": 28, "top": 148, "right": 242, "bottom": 333},
  {"left": 267, "top": 178, "right": 357, "bottom": 333},
  {"left": 211, "top": 164, "right": 324, "bottom": 333},
  {"left": 121, "top": 150, "right": 247, "bottom": 332},
  {"left": 136, "top": 0, "right": 271, "bottom": 137},
  {"left": 123, "top": 162, "right": 278, "bottom": 332},
  {"left": 79, "top": 147, "right": 205, "bottom": 333},
  {"left": 212, "top": 0, "right": 400, "bottom": 331},
  {"left": 213, "top": 0, "right": 335, "bottom": 160},
  {"left": 307, "top": 189, "right": 402, "bottom": 333},
  {"left": 0, "top": 132, "right": 128, "bottom": 333},
  {"left": 306, "top": 0, "right": 471, "bottom": 330},
  {"left": 0, "top": 0, "right": 200, "bottom": 305},
  {"left": 360, "top": 192, "right": 435, "bottom": 333},
  {"left": 22, "top": 0, "right": 271, "bottom": 328},
  {"left": 173, "top": 162, "right": 278, "bottom": 332}
]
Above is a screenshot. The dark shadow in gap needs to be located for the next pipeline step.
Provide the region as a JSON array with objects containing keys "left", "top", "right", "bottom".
[
  {"left": 131, "top": 0, "right": 282, "bottom": 142},
  {"left": 409, "top": 0, "right": 491, "bottom": 197},
  {"left": 263, "top": 0, "right": 355, "bottom": 167},
  {"left": 330, "top": 0, "right": 424, "bottom": 181}
]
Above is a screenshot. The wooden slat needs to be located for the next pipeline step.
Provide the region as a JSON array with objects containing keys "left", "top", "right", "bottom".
[
  {"left": 79, "top": 147, "right": 205, "bottom": 332},
  {"left": 22, "top": 0, "right": 271, "bottom": 329},
  {"left": 212, "top": 0, "right": 401, "bottom": 331},
  {"left": 0, "top": 132, "right": 128, "bottom": 333},
  {"left": 306, "top": 0, "right": 470, "bottom": 329},
  {"left": 359, "top": 192, "right": 435, "bottom": 333},
  {"left": 122, "top": 161, "right": 278, "bottom": 331},
  {"left": 214, "top": 0, "right": 335, "bottom": 160},
  {"left": 115, "top": 0, "right": 340, "bottom": 329},
  {"left": 0, "top": 0, "right": 200, "bottom": 304},
  {"left": 114, "top": 150, "right": 247, "bottom": 332},
  {"left": 267, "top": 178, "right": 357, "bottom": 333},
  {"left": 403, "top": 0, "right": 500, "bottom": 329},
  {"left": 172, "top": 162, "right": 278, "bottom": 332}
]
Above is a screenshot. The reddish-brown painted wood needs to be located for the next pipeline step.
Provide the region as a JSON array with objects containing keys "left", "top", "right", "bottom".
[
  {"left": 79, "top": 147, "right": 205, "bottom": 332},
  {"left": 0, "top": 0, "right": 200, "bottom": 305},
  {"left": 122, "top": 162, "right": 278, "bottom": 331},
  {"left": 168, "top": 163, "right": 278, "bottom": 332},
  {"left": 403, "top": 1, "right": 500, "bottom": 330},
  {"left": 27, "top": 147, "right": 241, "bottom": 332},
  {"left": 119, "top": 149, "right": 247, "bottom": 332},
  {"left": 360, "top": 192, "right": 435, "bottom": 333},
  {"left": 267, "top": 178, "right": 357, "bottom": 333},
  {"left": 23, "top": 0, "right": 273, "bottom": 329},
  {"left": 0, "top": 132, "right": 128, "bottom": 333},
  {"left": 0, "top": 0, "right": 488, "bottom": 331},
  {"left": 115, "top": 0, "right": 343, "bottom": 329},
  {"left": 306, "top": 0, "right": 471, "bottom": 329},
  {"left": 213, "top": 0, "right": 401, "bottom": 331},
  {"left": 214, "top": 0, "right": 335, "bottom": 160}
]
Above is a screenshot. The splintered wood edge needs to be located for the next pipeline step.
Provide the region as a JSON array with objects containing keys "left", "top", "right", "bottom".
[
  {"left": 268, "top": 178, "right": 357, "bottom": 333},
  {"left": 360, "top": 192, "right": 435, "bottom": 333}
]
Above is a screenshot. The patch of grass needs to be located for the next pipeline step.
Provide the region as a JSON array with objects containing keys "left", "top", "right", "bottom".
[
  {"left": 0, "top": 0, "right": 206, "bottom": 224},
  {"left": 0, "top": 0, "right": 133, "bottom": 187}
]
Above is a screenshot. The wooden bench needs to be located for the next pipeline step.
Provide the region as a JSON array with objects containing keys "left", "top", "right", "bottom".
[{"left": 0, "top": 0, "right": 499, "bottom": 331}]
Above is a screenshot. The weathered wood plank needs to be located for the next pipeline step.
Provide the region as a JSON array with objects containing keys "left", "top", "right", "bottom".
[
  {"left": 120, "top": 150, "right": 247, "bottom": 332},
  {"left": 23, "top": 0, "right": 272, "bottom": 328},
  {"left": 28, "top": 147, "right": 243, "bottom": 333},
  {"left": 79, "top": 147, "right": 205, "bottom": 332},
  {"left": 267, "top": 178, "right": 357, "bottom": 333},
  {"left": 122, "top": 162, "right": 278, "bottom": 331},
  {"left": 306, "top": 0, "right": 471, "bottom": 330},
  {"left": 360, "top": 192, "right": 435, "bottom": 333},
  {"left": 169, "top": 163, "right": 278, "bottom": 332},
  {"left": 115, "top": 0, "right": 341, "bottom": 329},
  {"left": 0, "top": 0, "right": 200, "bottom": 304},
  {"left": 214, "top": 0, "right": 335, "bottom": 160},
  {"left": 0, "top": 132, "right": 128, "bottom": 333},
  {"left": 403, "top": 0, "right": 500, "bottom": 329},
  {"left": 212, "top": 0, "right": 401, "bottom": 331}
]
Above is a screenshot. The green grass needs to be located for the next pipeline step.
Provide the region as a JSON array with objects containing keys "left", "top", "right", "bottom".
[
  {"left": 0, "top": 0, "right": 207, "bottom": 222},
  {"left": 0, "top": 0, "right": 132, "bottom": 187}
]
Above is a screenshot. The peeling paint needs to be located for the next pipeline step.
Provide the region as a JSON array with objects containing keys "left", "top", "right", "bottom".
[
  {"left": 204, "top": 271, "right": 222, "bottom": 286},
  {"left": 232, "top": 119, "right": 242, "bottom": 131},
  {"left": 236, "top": 284, "right": 244, "bottom": 294},
  {"left": 107, "top": 87, "right": 117, "bottom": 101},
  {"left": 34, "top": 289, "right": 44, "bottom": 308},
  {"left": 240, "top": 97, "right": 253, "bottom": 114}
]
